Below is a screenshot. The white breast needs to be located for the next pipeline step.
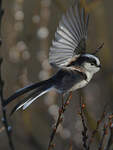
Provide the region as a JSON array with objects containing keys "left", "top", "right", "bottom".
[
  {"left": 70, "top": 71, "right": 94, "bottom": 91},
  {"left": 70, "top": 80, "right": 88, "bottom": 91}
]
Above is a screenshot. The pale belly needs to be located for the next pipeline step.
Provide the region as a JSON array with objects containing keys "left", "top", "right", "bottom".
[
  {"left": 70, "top": 80, "right": 88, "bottom": 91},
  {"left": 70, "top": 71, "right": 94, "bottom": 91}
]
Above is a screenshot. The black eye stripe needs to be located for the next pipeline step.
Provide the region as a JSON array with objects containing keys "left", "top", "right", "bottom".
[
  {"left": 92, "top": 60, "right": 96, "bottom": 64},
  {"left": 71, "top": 56, "right": 98, "bottom": 67},
  {"left": 86, "top": 57, "right": 97, "bottom": 65}
]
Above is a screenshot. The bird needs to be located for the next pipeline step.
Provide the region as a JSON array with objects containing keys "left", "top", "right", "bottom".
[{"left": 4, "top": 3, "right": 102, "bottom": 114}]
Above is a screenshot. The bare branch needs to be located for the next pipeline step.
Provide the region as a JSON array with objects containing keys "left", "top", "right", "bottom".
[
  {"left": 48, "top": 92, "right": 72, "bottom": 150},
  {"left": 0, "top": 0, "right": 15, "bottom": 149},
  {"left": 79, "top": 96, "right": 88, "bottom": 150},
  {"left": 88, "top": 106, "right": 106, "bottom": 149},
  {"left": 104, "top": 114, "right": 113, "bottom": 150}
]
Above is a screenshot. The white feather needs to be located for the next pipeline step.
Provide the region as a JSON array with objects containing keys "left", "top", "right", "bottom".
[
  {"left": 82, "top": 54, "right": 100, "bottom": 66},
  {"left": 16, "top": 88, "right": 53, "bottom": 111}
]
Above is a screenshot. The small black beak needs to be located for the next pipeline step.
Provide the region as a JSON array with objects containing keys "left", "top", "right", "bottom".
[{"left": 98, "top": 64, "right": 101, "bottom": 68}]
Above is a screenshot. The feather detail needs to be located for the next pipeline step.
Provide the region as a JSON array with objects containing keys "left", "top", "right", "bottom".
[
  {"left": 49, "top": 3, "right": 89, "bottom": 68},
  {"left": 10, "top": 85, "right": 53, "bottom": 115}
]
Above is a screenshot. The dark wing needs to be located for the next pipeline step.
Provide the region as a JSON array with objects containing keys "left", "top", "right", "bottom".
[{"left": 49, "top": 4, "right": 89, "bottom": 68}]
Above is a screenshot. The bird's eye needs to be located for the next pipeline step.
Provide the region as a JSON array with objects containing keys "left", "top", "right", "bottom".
[{"left": 91, "top": 63, "right": 95, "bottom": 66}]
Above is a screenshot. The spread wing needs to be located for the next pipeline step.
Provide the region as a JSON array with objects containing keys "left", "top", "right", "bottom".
[{"left": 49, "top": 4, "right": 89, "bottom": 68}]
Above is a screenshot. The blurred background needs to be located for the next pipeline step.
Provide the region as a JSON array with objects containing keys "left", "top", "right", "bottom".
[{"left": 0, "top": 0, "right": 113, "bottom": 149}]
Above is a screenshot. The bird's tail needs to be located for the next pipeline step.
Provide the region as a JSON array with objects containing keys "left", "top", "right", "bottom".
[{"left": 4, "top": 78, "right": 54, "bottom": 115}]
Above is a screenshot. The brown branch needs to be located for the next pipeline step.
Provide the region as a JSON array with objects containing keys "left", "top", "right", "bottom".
[
  {"left": 92, "top": 43, "right": 104, "bottom": 55},
  {"left": 0, "top": 60, "right": 15, "bottom": 150},
  {"left": 0, "top": 1, "right": 15, "bottom": 149},
  {"left": 79, "top": 96, "right": 88, "bottom": 150},
  {"left": 68, "top": 141, "right": 73, "bottom": 150},
  {"left": 104, "top": 114, "right": 113, "bottom": 150},
  {"left": 88, "top": 107, "right": 106, "bottom": 149},
  {"left": 48, "top": 92, "right": 72, "bottom": 150},
  {"left": 98, "top": 114, "right": 113, "bottom": 150},
  {"left": 98, "top": 123, "right": 108, "bottom": 150}
]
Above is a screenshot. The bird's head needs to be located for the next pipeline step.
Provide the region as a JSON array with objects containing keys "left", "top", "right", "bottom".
[{"left": 75, "top": 54, "right": 101, "bottom": 74}]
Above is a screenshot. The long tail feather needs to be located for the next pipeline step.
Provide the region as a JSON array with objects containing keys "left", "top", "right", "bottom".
[
  {"left": 10, "top": 87, "right": 52, "bottom": 115},
  {"left": 22, "top": 88, "right": 51, "bottom": 110},
  {"left": 4, "top": 79, "right": 54, "bottom": 107}
]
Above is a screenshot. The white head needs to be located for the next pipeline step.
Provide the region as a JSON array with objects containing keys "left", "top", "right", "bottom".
[
  {"left": 74, "top": 54, "right": 101, "bottom": 75},
  {"left": 81, "top": 54, "right": 101, "bottom": 74}
]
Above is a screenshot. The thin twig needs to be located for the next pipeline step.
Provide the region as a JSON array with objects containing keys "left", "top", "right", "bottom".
[
  {"left": 68, "top": 141, "right": 73, "bottom": 150},
  {"left": 98, "top": 123, "right": 108, "bottom": 150},
  {"left": 0, "top": 1, "right": 15, "bottom": 149},
  {"left": 92, "top": 43, "right": 104, "bottom": 55},
  {"left": 98, "top": 114, "right": 113, "bottom": 150},
  {"left": 104, "top": 114, "right": 113, "bottom": 150},
  {"left": 88, "top": 107, "right": 106, "bottom": 149},
  {"left": 79, "top": 96, "right": 88, "bottom": 150},
  {"left": 0, "top": 0, "right": 3, "bottom": 45},
  {"left": 0, "top": 61, "right": 15, "bottom": 150},
  {"left": 48, "top": 92, "right": 72, "bottom": 150}
]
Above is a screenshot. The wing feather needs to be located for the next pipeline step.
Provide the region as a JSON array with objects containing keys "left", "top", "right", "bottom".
[
  {"left": 52, "top": 41, "right": 75, "bottom": 50},
  {"left": 81, "top": 8, "right": 86, "bottom": 38},
  {"left": 56, "top": 28, "right": 76, "bottom": 46},
  {"left": 67, "top": 7, "right": 81, "bottom": 40},
  {"left": 49, "top": 4, "right": 89, "bottom": 68},
  {"left": 85, "top": 14, "right": 89, "bottom": 35}
]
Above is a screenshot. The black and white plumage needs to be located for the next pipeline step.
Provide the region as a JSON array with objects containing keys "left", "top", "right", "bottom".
[
  {"left": 4, "top": 3, "right": 101, "bottom": 114},
  {"left": 49, "top": 4, "right": 89, "bottom": 68}
]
